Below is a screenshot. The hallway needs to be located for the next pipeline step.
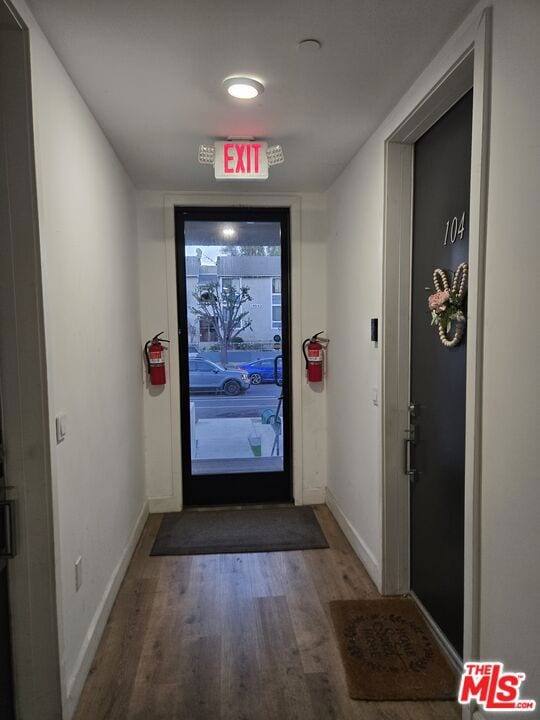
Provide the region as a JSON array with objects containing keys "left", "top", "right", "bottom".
[
  {"left": 74, "top": 507, "right": 459, "bottom": 720},
  {"left": 2, "top": 0, "right": 540, "bottom": 717}
]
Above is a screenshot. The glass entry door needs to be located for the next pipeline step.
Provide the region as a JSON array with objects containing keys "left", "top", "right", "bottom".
[{"left": 175, "top": 207, "right": 292, "bottom": 506}]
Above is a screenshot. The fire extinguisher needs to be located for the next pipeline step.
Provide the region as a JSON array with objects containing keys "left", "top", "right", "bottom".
[
  {"left": 302, "top": 331, "right": 329, "bottom": 383},
  {"left": 144, "top": 332, "right": 169, "bottom": 386}
]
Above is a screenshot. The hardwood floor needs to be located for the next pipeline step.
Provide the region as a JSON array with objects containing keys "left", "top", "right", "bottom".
[{"left": 74, "top": 506, "right": 460, "bottom": 720}]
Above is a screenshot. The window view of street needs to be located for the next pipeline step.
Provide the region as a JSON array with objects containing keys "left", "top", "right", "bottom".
[{"left": 183, "top": 220, "right": 285, "bottom": 475}]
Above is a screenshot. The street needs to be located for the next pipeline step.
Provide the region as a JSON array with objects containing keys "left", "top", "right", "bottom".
[{"left": 190, "top": 383, "right": 282, "bottom": 419}]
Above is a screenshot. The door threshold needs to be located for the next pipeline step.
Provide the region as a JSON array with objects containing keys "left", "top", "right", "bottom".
[{"left": 185, "top": 502, "right": 296, "bottom": 512}]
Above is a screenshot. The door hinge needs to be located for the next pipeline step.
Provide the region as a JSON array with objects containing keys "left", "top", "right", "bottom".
[
  {"left": 0, "top": 500, "right": 16, "bottom": 558},
  {"left": 403, "top": 430, "right": 418, "bottom": 482}
]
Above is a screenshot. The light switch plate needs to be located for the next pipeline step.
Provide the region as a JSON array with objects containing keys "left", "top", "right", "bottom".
[{"left": 56, "top": 413, "right": 67, "bottom": 443}]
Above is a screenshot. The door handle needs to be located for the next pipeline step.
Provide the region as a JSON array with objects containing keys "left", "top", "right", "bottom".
[
  {"left": 0, "top": 500, "right": 16, "bottom": 558},
  {"left": 274, "top": 354, "right": 283, "bottom": 387},
  {"left": 403, "top": 437, "right": 417, "bottom": 482}
]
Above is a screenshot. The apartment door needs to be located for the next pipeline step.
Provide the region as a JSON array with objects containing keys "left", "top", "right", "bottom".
[
  {"left": 409, "top": 90, "right": 473, "bottom": 656},
  {"left": 0, "top": 5, "right": 62, "bottom": 715},
  {"left": 0, "top": 412, "right": 15, "bottom": 720},
  {"left": 175, "top": 207, "right": 292, "bottom": 506}
]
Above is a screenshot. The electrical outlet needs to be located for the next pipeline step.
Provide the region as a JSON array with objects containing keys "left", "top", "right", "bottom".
[{"left": 75, "top": 556, "right": 82, "bottom": 592}]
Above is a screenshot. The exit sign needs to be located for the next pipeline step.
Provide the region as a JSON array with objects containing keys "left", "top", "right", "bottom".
[{"left": 214, "top": 141, "right": 268, "bottom": 180}]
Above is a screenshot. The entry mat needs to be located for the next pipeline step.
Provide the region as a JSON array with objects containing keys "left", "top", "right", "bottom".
[
  {"left": 329, "top": 598, "right": 459, "bottom": 701},
  {"left": 150, "top": 506, "right": 329, "bottom": 556}
]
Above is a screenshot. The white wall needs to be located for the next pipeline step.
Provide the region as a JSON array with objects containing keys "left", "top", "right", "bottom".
[
  {"left": 137, "top": 191, "right": 327, "bottom": 509},
  {"left": 325, "top": 1, "right": 487, "bottom": 587},
  {"left": 478, "top": 0, "right": 540, "bottom": 710},
  {"left": 325, "top": 0, "right": 540, "bottom": 708},
  {"left": 325, "top": 134, "right": 384, "bottom": 583},
  {"left": 13, "top": 2, "right": 147, "bottom": 717}
]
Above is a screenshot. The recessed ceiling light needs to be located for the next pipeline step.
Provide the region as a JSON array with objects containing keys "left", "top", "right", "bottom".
[
  {"left": 223, "top": 76, "right": 264, "bottom": 100},
  {"left": 297, "top": 38, "right": 322, "bottom": 53},
  {"left": 222, "top": 226, "right": 236, "bottom": 239}
]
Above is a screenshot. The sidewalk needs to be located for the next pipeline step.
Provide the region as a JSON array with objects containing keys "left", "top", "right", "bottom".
[{"left": 193, "top": 417, "right": 282, "bottom": 460}]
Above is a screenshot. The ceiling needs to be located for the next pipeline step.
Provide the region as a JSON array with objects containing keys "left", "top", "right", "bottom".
[
  {"left": 26, "top": 0, "right": 475, "bottom": 192},
  {"left": 185, "top": 221, "right": 281, "bottom": 247}
]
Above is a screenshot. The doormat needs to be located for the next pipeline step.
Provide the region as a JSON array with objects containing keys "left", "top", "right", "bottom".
[
  {"left": 150, "top": 506, "right": 329, "bottom": 556},
  {"left": 329, "top": 598, "right": 459, "bottom": 701}
]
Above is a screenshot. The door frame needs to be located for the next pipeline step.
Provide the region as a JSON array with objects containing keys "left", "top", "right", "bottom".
[
  {"left": 0, "top": 1, "right": 62, "bottom": 717},
  {"left": 174, "top": 205, "right": 293, "bottom": 506},
  {"left": 157, "top": 193, "right": 304, "bottom": 512},
  {"left": 381, "top": 2, "right": 491, "bottom": 687}
]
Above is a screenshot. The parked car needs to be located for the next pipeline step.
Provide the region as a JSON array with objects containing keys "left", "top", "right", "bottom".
[
  {"left": 188, "top": 359, "right": 250, "bottom": 395},
  {"left": 236, "top": 358, "right": 282, "bottom": 385},
  {"left": 188, "top": 344, "right": 201, "bottom": 358}
]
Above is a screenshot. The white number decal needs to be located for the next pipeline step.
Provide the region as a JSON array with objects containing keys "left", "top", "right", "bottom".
[
  {"left": 457, "top": 211, "right": 466, "bottom": 240},
  {"left": 443, "top": 211, "right": 466, "bottom": 245},
  {"left": 450, "top": 216, "right": 458, "bottom": 243}
]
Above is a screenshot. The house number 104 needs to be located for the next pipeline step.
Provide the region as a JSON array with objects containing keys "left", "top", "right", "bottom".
[{"left": 443, "top": 211, "right": 466, "bottom": 245}]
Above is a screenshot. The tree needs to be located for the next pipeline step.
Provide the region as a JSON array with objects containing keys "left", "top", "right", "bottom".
[
  {"left": 191, "top": 282, "right": 252, "bottom": 365},
  {"left": 220, "top": 245, "right": 280, "bottom": 256},
  {"left": 187, "top": 321, "right": 198, "bottom": 345}
]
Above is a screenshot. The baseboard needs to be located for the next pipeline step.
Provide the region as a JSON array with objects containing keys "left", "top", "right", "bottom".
[
  {"left": 301, "top": 487, "right": 326, "bottom": 505},
  {"left": 459, "top": 693, "right": 484, "bottom": 720},
  {"left": 410, "top": 590, "right": 462, "bottom": 672},
  {"left": 325, "top": 487, "right": 381, "bottom": 589},
  {"left": 148, "top": 496, "right": 182, "bottom": 513},
  {"left": 63, "top": 500, "right": 149, "bottom": 719}
]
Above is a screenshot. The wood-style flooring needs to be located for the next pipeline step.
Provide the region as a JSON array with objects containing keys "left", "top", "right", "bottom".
[{"left": 74, "top": 505, "right": 460, "bottom": 720}]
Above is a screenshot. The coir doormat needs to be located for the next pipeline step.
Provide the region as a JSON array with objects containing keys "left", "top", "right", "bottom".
[
  {"left": 150, "top": 506, "right": 329, "bottom": 556},
  {"left": 329, "top": 597, "right": 459, "bottom": 701}
]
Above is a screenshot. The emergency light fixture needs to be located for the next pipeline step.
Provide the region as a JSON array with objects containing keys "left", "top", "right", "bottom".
[
  {"left": 198, "top": 144, "right": 215, "bottom": 165},
  {"left": 197, "top": 140, "right": 285, "bottom": 180},
  {"left": 266, "top": 144, "right": 284, "bottom": 166}
]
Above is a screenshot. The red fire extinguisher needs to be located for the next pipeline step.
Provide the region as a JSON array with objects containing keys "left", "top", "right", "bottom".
[
  {"left": 144, "top": 332, "right": 169, "bottom": 386},
  {"left": 302, "top": 331, "right": 329, "bottom": 383}
]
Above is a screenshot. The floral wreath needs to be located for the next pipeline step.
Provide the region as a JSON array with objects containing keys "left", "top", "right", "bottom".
[{"left": 426, "top": 262, "right": 468, "bottom": 347}]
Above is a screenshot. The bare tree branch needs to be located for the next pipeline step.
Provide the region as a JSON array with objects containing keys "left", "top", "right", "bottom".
[{"left": 191, "top": 282, "right": 253, "bottom": 364}]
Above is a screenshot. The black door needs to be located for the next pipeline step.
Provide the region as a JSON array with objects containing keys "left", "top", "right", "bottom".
[
  {"left": 410, "top": 90, "right": 473, "bottom": 656},
  {"left": 0, "top": 408, "right": 15, "bottom": 719},
  {"left": 175, "top": 207, "right": 292, "bottom": 506}
]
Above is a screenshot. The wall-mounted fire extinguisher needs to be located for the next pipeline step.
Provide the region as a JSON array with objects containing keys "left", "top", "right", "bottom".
[
  {"left": 144, "top": 332, "right": 169, "bottom": 386},
  {"left": 302, "top": 331, "right": 329, "bottom": 383}
]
